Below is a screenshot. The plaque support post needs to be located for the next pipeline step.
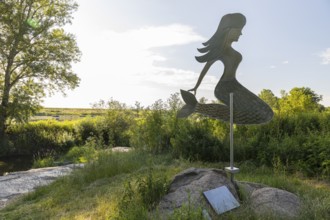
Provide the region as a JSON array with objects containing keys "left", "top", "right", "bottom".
[{"left": 225, "top": 93, "right": 239, "bottom": 182}]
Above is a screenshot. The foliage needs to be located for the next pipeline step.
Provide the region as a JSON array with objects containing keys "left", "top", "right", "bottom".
[
  {"left": 279, "top": 87, "right": 324, "bottom": 114},
  {"left": 117, "top": 168, "right": 169, "bottom": 219},
  {"left": 0, "top": 0, "right": 81, "bottom": 146},
  {"left": 258, "top": 89, "right": 279, "bottom": 112},
  {"left": 136, "top": 168, "right": 169, "bottom": 209},
  {"left": 32, "top": 155, "right": 55, "bottom": 168},
  {"left": 74, "top": 117, "right": 98, "bottom": 144},
  {"left": 117, "top": 181, "right": 149, "bottom": 220},
  {"left": 76, "top": 112, "right": 133, "bottom": 147},
  {"left": 33, "top": 137, "right": 98, "bottom": 168},
  {"left": 171, "top": 117, "right": 226, "bottom": 162},
  {"left": 91, "top": 98, "right": 127, "bottom": 110},
  {"left": 100, "top": 109, "right": 132, "bottom": 147},
  {"left": 129, "top": 100, "right": 169, "bottom": 153},
  {"left": 62, "top": 139, "right": 97, "bottom": 163},
  {"left": 3, "top": 89, "right": 330, "bottom": 179},
  {"left": 6, "top": 120, "right": 77, "bottom": 156},
  {"left": 129, "top": 94, "right": 183, "bottom": 153},
  {"left": 235, "top": 112, "right": 330, "bottom": 179}
]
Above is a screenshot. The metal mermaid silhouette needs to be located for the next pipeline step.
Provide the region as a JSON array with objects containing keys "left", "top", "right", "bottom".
[{"left": 178, "top": 13, "right": 273, "bottom": 125}]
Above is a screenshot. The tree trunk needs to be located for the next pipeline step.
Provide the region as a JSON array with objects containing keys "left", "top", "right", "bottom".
[
  {"left": 0, "top": 72, "right": 11, "bottom": 149},
  {"left": 0, "top": 106, "right": 8, "bottom": 149},
  {"left": 0, "top": 55, "right": 14, "bottom": 149}
]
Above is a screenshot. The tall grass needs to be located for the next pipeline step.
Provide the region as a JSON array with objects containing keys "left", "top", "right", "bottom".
[{"left": 1, "top": 150, "right": 329, "bottom": 219}]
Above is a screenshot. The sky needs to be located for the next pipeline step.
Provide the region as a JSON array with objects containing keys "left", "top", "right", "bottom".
[{"left": 43, "top": 0, "right": 330, "bottom": 108}]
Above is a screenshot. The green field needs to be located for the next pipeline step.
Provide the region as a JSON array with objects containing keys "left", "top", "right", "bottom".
[{"left": 30, "top": 108, "right": 106, "bottom": 121}]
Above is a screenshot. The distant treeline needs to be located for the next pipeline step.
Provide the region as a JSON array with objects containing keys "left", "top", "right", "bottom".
[{"left": 2, "top": 87, "right": 330, "bottom": 179}]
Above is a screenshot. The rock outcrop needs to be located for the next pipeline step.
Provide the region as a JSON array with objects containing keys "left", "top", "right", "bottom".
[
  {"left": 157, "top": 167, "right": 238, "bottom": 218},
  {"left": 156, "top": 168, "right": 301, "bottom": 219},
  {"left": 0, "top": 164, "right": 83, "bottom": 209}
]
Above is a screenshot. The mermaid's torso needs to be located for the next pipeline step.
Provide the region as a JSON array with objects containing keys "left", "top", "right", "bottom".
[{"left": 213, "top": 48, "right": 273, "bottom": 124}]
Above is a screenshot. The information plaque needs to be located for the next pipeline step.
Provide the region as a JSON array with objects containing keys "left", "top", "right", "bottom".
[{"left": 203, "top": 186, "right": 240, "bottom": 215}]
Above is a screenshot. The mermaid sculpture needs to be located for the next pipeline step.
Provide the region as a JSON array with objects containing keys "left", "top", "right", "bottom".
[{"left": 178, "top": 13, "right": 273, "bottom": 125}]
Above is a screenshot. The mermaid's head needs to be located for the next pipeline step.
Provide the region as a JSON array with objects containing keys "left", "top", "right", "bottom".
[
  {"left": 196, "top": 13, "right": 246, "bottom": 63},
  {"left": 218, "top": 13, "right": 246, "bottom": 31}
]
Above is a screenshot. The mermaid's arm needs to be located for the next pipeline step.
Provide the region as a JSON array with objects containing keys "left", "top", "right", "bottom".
[{"left": 188, "top": 60, "right": 215, "bottom": 95}]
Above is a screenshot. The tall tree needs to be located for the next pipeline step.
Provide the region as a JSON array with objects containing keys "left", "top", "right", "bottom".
[
  {"left": 279, "top": 87, "right": 324, "bottom": 114},
  {"left": 0, "top": 0, "right": 81, "bottom": 146},
  {"left": 258, "top": 89, "right": 279, "bottom": 111}
]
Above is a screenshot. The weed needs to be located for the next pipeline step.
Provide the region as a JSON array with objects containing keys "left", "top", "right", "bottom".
[{"left": 137, "top": 168, "right": 169, "bottom": 209}]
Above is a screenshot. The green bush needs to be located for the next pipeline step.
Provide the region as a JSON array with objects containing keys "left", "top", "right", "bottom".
[
  {"left": 234, "top": 112, "right": 330, "bottom": 179},
  {"left": 32, "top": 156, "right": 55, "bottom": 168},
  {"left": 75, "top": 117, "right": 98, "bottom": 144},
  {"left": 129, "top": 108, "right": 171, "bottom": 153},
  {"left": 63, "top": 141, "right": 97, "bottom": 163},
  {"left": 97, "top": 110, "right": 132, "bottom": 147},
  {"left": 76, "top": 111, "right": 132, "bottom": 148},
  {"left": 171, "top": 118, "right": 225, "bottom": 162},
  {"left": 6, "top": 120, "right": 77, "bottom": 156}
]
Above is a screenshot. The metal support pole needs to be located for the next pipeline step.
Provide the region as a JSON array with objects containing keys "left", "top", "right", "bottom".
[
  {"left": 230, "top": 93, "right": 234, "bottom": 182},
  {"left": 225, "top": 93, "right": 239, "bottom": 182}
]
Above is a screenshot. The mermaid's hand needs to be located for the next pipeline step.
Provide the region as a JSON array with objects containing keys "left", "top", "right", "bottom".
[{"left": 188, "top": 88, "right": 197, "bottom": 95}]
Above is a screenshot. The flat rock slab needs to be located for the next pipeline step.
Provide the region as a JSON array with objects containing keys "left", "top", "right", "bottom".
[
  {"left": 157, "top": 167, "right": 238, "bottom": 217},
  {"left": 0, "top": 164, "right": 83, "bottom": 209}
]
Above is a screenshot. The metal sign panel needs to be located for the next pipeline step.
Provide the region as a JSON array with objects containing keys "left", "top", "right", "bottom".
[{"left": 203, "top": 186, "right": 240, "bottom": 215}]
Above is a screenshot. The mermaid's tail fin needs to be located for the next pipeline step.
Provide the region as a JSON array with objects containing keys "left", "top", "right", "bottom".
[{"left": 177, "top": 90, "right": 198, "bottom": 118}]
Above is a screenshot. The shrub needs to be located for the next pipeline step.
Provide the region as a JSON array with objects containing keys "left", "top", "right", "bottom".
[
  {"left": 137, "top": 168, "right": 169, "bottom": 209},
  {"left": 76, "top": 111, "right": 132, "bottom": 148},
  {"left": 129, "top": 109, "right": 170, "bottom": 153},
  {"left": 171, "top": 118, "right": 225, "bottom": 162},
  {"left": 6, "top": 120, "right": 77, "bottom": 156},
  {"left": 63, "top": 141, "right": 97, "bottom": 163},
  {"left": 75, "top": 117, "right": 98, "bottom": 144},
  {"left": 33, "top": 156, "right": 55, "bottom": 168},
  {"left": 117, "top": 168, "right": 169, "bottom": 219}
]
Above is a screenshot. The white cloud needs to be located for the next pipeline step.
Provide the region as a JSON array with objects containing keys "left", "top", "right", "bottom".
[
  {"left": 83, "top": 24, "right": 205, "bottom": 80},
  {"left": 282, "top": 61, "right": 289, "bottom": 64},
  {"left": 56, "top": 24, "right": 208, "bottom": 107},
  {"left": 141, "top": 66, "right": 217, "bottom": 90},
  {"left": 320, "top": 48, "right": 330, "bottom": 64},
  {"left": 270, "top": 65, "right": 276, "bottom": 69}
]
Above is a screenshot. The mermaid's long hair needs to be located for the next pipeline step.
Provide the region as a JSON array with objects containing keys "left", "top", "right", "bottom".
[{"left": 196, "top": 13, "right": 246, "bottom": 63}]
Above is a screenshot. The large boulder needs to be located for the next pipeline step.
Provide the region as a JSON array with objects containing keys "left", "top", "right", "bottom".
[
  {"left": 250, "top": 187, "right": 301, "bottom": 218},
  {"left": 157, "top": 167, "right": 238, "bottom": 217}
]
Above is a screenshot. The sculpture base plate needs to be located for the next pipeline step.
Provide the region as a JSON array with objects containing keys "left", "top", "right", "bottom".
[{"left": 225, "top": 167, "right": 240, "bottom": 174}]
